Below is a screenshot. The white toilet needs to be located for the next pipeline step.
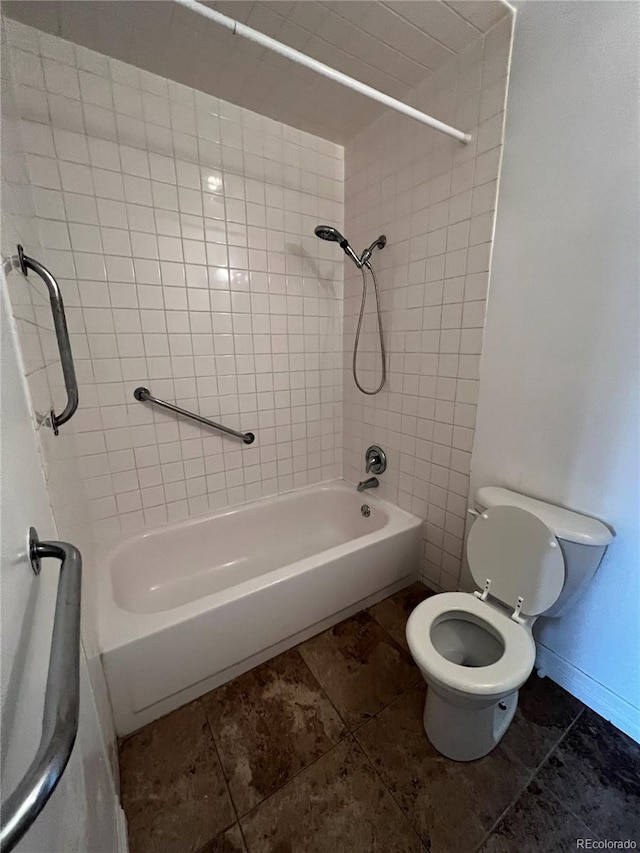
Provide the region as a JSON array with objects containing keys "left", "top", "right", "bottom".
[{"left": 406, "top": 487, "right": 612, "bottom": 762}]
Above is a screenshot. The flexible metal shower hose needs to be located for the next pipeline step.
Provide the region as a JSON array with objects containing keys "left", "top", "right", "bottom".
[{"left": 352, "top": 262, "right": 386, "bottom": 395}]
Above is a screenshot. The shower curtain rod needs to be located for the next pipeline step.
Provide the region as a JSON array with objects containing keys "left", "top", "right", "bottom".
[{"left": 174, "top": 0, "right": 471, "bottom": 144}]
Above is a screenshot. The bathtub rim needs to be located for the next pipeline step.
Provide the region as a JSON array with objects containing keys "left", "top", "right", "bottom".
[{"left": 98, "top": 478, "right": 423, "bottom": 654}]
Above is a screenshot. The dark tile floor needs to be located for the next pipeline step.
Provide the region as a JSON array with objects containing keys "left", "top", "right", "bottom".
[{"left": 119, "top": 582, "right": 640, "bottom": 853}]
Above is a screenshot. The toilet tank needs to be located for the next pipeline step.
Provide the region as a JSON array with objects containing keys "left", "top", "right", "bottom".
[{"left": 474, "top": 487, "right": 613, "bottom": 616}]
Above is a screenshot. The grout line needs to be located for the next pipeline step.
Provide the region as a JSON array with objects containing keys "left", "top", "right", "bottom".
[
  {"left": 531, "top": 704, "right": 585, "bottom": 775},
  {"left": 353, "top": 723, "right": 428, "bottom": 851},
  {"left": 523, "top": 706, "right": 610, "bottom": 841},
  {"left": 229, "top": 712, "right": 356, "bottom": 820},
  {"left": 228, "top": 596, "right": 422, "bottom": 823},
  {"left": 472, "top": 767, "right": 536, "bottom": 853},
  {"left": 199, "top": 697, "right": 243, "bottom": 839},
  {"left": 474, "top": 704, "right": 587, "bottom": 851},
  {"left": 236, "top": 735, "right": 355, "bottom": 823},
  {"left": 294, "top": 645, "right": 351, "bottom": 734},
  {"left": 440, "top": 1, "right": 486, "bottom": 35},
  {"left": 195, "top": 648, "right": 354, "bottom": 823},
  {"left": 235, "top": 817, "right": 251, "bottom": 853},
  {"left": 532, "top": 778, "right": 603, "bottom": 844},
  {"left": 236, "top": 732, "right": 428, "bottom": 851},
  {"left": 476, "top": 765, "right": 602, "bottom": 853},
  {"left": 293, "top": 599, "right": 424, "bottom": 739}
]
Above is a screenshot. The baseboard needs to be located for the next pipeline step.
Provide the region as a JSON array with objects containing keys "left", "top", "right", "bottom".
[{"left": 535, "top": 644, "right": 640, "bottom": 743}]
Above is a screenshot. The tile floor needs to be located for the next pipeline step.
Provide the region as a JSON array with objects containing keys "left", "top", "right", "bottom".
[{"left": 119, "top": 582, "right": 640, "bottom": 853}]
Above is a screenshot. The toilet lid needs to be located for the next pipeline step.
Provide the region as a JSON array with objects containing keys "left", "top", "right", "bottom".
[{"left": 467, "top": 505, "right": 565, "bottom": 616}]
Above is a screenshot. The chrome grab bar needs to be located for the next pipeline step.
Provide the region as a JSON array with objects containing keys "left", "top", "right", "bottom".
[
  {"left": 0, "top": 530, "right": 82, "bottom": 853},
  {"left": 17, "top": 245, "right": 78, "bottom": 435},
  {"left": 134, "top": 387, "right": 255, "bottom": 444}
]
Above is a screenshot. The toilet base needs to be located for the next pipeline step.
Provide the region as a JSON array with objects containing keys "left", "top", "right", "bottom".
[{"left": 423, "top": 685, "right": 518, "bottom": 761}]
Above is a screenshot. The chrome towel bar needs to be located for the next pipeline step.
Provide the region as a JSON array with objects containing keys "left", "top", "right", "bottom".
[
  {"left": 0, "top": 529, "right": 82, "bottom": 853},
  {"left": 17, "top": 245, "right": 78, "bottom": 435},
  {"left": 134, "top": 386, "right": 255, "bottom": 444}
]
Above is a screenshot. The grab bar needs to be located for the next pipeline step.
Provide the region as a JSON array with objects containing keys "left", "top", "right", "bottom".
[
  {"left": 134, "top": 386, "right": 255, "bottom": 444},
  {"left": 0, "top": 529, "right": 82, "bottom": 853},
  {"left": 17, "top": 245, "right": 78, "bottom": 435}
]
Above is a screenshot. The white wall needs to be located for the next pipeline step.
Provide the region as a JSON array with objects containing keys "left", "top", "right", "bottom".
[
  {"left": 344, "top": 15, "right": 512, "bottom": 592},
  {"left": 1, "top": 275, "right": 126, "bottom": 851},
  {"left": 471, "top": 1, "right": 640, "bottom": 739}
]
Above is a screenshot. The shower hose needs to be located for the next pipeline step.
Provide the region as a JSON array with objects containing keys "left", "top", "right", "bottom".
[{"left": 353, "top": 262, "right": 386, "bottom": 395}]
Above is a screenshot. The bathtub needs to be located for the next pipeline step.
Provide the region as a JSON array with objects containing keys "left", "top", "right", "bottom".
[{"left": 99, "top": 480, "right": 422, "bottom": 735}]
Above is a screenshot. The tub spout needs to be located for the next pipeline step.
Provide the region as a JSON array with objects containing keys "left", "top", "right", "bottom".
[{"left": 357, "top": 477, "right": 379, "bottom": 492}]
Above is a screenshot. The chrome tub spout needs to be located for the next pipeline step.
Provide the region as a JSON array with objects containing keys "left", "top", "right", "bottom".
[{"left": 357, "top": 477, "right": 379, "bottom": 492}]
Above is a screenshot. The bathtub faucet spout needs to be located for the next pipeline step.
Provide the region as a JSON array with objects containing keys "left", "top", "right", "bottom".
[{"left": 357, "top": 477, "right": 379, "bottom": 492}]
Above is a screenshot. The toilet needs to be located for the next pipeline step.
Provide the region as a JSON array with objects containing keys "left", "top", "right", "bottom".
[{"left": 406, "top": 487, "right": 613, "bottom": 762}]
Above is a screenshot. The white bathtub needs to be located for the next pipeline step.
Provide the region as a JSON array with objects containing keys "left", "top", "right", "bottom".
[{"left": 99, "top": 480, "right": 422, "bottom": 735}]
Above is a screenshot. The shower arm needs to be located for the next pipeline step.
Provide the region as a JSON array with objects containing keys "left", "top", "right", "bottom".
[{"left": 359, "top": 236, "right": 387, "bottom": 267}]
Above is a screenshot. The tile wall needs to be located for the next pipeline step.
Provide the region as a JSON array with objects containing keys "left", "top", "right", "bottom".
[
  {"left": 1, "top": 19, "right": 102, "bottom": 621},
  {"left": 3, "top": 11, "right": 513, "bottom": 595},
  {"left": 1, "top": 16, "right": 118, "bottom": 773},
  {"left": 343, "top": 16, "right": 512, "bottom": 591},
  {"left": 4, "top": 20, "right": 344, "bottom": 542}
]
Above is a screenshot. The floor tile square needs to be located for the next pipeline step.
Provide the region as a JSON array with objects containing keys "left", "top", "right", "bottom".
[
  {"left": 500, "top": 673, "right": 584, "bottom": 769},
  {"left": 536, "top": 709, "right": 640, "bottom": 840},
  {"left": 297, "top": 609, "right": 418, "bottom": 728},
  {"left": 240, "top": 738, "right": 424, "bottom": 853},
  {"left": 368, "top": 581, "right": 434, "bottom": 652},
  {"left": 119, "top": 701, "right": 235, "bottom": 853},
  {"left": 355, "top": 685, "right": 531, "bottom": 852},
  {"left": 201, "top": 648, "right": 347, "bottom": 814},
  {"left": 480, "top": 779, "right": 594, "bottom": 852}
]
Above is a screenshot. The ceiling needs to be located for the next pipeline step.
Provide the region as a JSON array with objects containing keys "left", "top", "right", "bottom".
[{"left": 3, "top": 1, "right": 511, "bottom": 143}]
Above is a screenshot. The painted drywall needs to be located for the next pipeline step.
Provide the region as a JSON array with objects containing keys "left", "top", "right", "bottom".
[{"left": 471, "top": 1, "right": 640, "bottom": 738}]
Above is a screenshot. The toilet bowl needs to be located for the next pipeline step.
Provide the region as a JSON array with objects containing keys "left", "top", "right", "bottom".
[
  {"left": 407, "top": 591, "right": 535, "bottom": 760},
  {"left": 407, "top": 487, "right": 612, "bottom": 762}
]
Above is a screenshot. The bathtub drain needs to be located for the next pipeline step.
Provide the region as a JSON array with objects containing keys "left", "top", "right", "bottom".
[{"left": 361, "top": 504, "right": 371, "bottom": 517}]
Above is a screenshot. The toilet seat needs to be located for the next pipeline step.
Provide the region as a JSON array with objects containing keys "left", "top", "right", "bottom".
[
  {"left": 468, "top": 505, "right": 565, "bottom": 617},
  {"left": 406, "top": 592, "right": 536, "bottom": 697}
]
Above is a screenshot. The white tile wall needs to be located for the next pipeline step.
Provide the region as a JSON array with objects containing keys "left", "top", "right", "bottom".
[
  {"left": 0, "top": 16, "right": 118, "bottom": 774},
  {"left": 1, "top": 24, "right": 99, "bottom": 586},
  {"left": 4, "top": 19, "right": 345, "bottom": 543},
  {"left": 343, "top": 15, "right": 512, "bottom": 591},
  {"left": 4, "top": 12, "right": 513, "bottom": 595}
]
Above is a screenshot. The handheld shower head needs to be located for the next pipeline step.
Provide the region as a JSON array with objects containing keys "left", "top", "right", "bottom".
[
  {"left": 314, "top": 225, "right": 387, "bottom": 268},
  {"left": 314, "top": 224, "right": 362, "bottom": 267},
  {"left": 314, "top": 224, "right": 387, "bottom": 395},
  {"left": 314, "top": 225, "right": 343, "bottom": 243}
]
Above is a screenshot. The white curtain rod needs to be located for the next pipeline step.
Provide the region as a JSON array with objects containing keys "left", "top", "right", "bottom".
[{"left": 174, "top": 0, "right": 471, "bottom": 144}]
